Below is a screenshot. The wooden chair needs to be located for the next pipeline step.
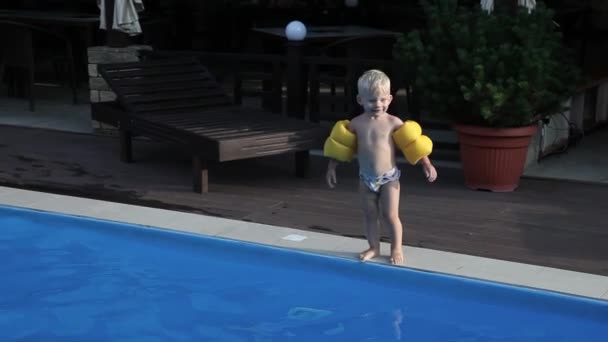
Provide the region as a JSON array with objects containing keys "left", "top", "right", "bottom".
[{"left": 95, "top": 57, "right": 328, "bottom": 193}]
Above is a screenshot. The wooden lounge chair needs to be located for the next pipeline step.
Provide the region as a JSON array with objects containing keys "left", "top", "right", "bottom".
[{"left": 95, "top": 57, "right": 327, "bottom": 193}]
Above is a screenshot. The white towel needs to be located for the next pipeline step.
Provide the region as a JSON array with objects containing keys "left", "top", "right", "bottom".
[
  {"left": 480, "top": 0, "right": 494, "bottom": 13},
  {"left": 481, "top": 0, "right": 536, "bottom": 14},
  {"left": 518, "top": 0, "right": 536, "bottom": 13},
  {"left": 98, "top": 0, "right": 145, "bottom": 36}
]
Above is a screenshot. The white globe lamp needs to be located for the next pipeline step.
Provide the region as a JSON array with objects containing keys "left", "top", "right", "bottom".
[{"left": 285, "top": 21, "right": 307, "bottom": 41}]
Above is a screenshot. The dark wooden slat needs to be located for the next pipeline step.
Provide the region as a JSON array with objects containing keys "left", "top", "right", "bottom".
[
  {"left": 137, "top": 109, "right": 324, "bottom": 143},
  {"left": 105, "top": 64, "right": 209, "bottom": 79},
  {"left": 179, "top": 116, "right": 317, "bottom": 133},
  {"left": 140, "top": 112, "right": 319, "bottom": 138},
  {"left": 190, "top": 125, "right": 319, "bottom": 140},
  {"left": 137, "top": 106, "right": 244, "bottom": 120},
  {"left": 127, "top": 118, "right": 217, "bottom": 149},
  {"left": 181, "top": 120, "right": 282, "bottom": 134},
  {"left": 218, "top": 141, "right": 320, "bottom": 162},
  {"left": 119, "top": 82, "right": 219, "bottom": 96},
  {"left": 206, "top": 127, "right": 321, "bottom": 140},
  {"left": 156, "top": 109, "right": 280, "bottom": 124},
  {"left": 237, "top": 136, "right": 319, "bottom": 150},
  {"left": 147, "top": 115, "right": 242, "bottom": 127},
  {"left": 144, "top": 109, "right": 281, "bottom": 126},
  {"left": 112, "top": 73, "right": 213, "bottom": 87},
  {"left": 152, "top": 111, "right": 319, "bottom": 133},
  {"left": 134, "top": 114, "right": 211, "bottom": 124},
  {"left": 101, "top": 57, "right": 199, "bottom": 71},
  {"left": 178, "top": 122, "right": 276, "bottom": 135},
  {"left": 126, "top": 89, "right": 228, "bottom": 104},
  {"left": 132, "top": 97, "right": 233, "bottom": 113}
]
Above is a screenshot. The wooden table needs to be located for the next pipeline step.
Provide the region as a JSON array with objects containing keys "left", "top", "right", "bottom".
[
  {"left": 0, "top": 10, "right": 99, "bottom": 47},
  {"left": 0, "top": 10, "right": 100, "bottom": 83},
  {"left": 0, "top": 10, "right": 99, "bottom": 24},
  {"left": 252, "top": 25, "right": 400, "bottom": 119},
  {"left": 252, "top": 24, "right": 399, "bottom": 46}
]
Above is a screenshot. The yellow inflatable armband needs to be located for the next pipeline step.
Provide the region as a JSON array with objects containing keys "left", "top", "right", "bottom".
[
  {"left": 323, "top": 120, "right": 357, "bottom": 162},
  {"left": 392, "top": 120, "right": 433, "bottom": 165}
]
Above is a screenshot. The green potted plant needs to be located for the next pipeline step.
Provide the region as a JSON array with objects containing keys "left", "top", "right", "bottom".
[{"left": 393, "top": 0, "right": 579, "bottom": 191}]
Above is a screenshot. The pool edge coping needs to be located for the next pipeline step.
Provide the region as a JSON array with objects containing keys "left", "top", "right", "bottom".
[{"left": 1, "top": 185, "right": 607, "bottom": 301}]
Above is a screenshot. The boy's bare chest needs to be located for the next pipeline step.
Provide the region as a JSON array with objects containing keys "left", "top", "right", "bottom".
[{"left": 358, "top": 121, "right": 392, "bottom": 141}]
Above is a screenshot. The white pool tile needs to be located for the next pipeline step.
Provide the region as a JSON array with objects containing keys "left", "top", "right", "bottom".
[
  {"left": 216, "top": 221, "right": 291, "bottom": 246},
  {"left": 274, "top": 230, "right": 353, "bottom": 258},
  {"left": 156, "top": 212, "right": 239, "bottom": 237},
  {"left": 529, "top": 267, "right": 608, "bottom": 299},
  {"left": 282, "top": 234, "right": 307, "bottom": 242},
  {"left": 20, "top": 194, "right": 115, "bottom": 217},
  {"left": 449, "top": 258, "right": 544, "bottom": 287},
  {"left": 405, "top": 247, "right": 481, "bottom": 275},
  {"left": 0, "top": 186, "right": 20, "bottom": 197},
  {"left": 90, "top": 205, "right": 182, "bottom": 229},
  {"left": 0, "top": 187, "right": 56, "bottom": 207}
]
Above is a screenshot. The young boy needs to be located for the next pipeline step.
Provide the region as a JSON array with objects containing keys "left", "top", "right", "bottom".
[{"left": 325, "top": 69, "right": 437, "bottom": 265}]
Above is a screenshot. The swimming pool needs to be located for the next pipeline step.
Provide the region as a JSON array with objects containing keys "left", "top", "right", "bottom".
[{"left": 1, "top": 205, "right": 607, "bottom": 341}]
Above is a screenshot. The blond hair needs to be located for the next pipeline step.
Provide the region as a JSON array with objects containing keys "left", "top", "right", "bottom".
[{"left": 357, "top": 69, "right": 391, "bottom": 96}]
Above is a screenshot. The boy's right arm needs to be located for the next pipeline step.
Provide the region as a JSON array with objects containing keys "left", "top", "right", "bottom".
[
  {"left": 420, "top": 156, "right": 437, "bottom": 182},
  {"left": 324, "top": 120, "right": 356, "bottom": 188}
]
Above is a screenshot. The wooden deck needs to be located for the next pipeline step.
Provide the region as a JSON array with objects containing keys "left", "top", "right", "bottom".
[{"left": 1, "top": 124, "right": 607, "bottom": 276}]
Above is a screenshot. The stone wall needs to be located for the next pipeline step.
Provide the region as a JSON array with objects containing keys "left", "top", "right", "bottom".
[{"left": 87, "top": 45, "right": 152, "bottom": 134}]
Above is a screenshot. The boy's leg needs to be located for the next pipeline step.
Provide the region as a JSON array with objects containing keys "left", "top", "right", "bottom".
[
  {"left": 379, "top": 180, "right": 404, "bottom": 264},
  {"left": 359, "top": 180, "right": 381, "bottom": 262}
]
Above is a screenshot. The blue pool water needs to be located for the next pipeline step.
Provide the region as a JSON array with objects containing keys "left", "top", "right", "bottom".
[{"left": 1, "top": 205, "right": 607, "bottom": 341}]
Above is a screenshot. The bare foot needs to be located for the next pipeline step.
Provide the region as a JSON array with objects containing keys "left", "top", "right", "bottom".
[
  {"left": 390, "top": 248, "right": 404, "bottom": 265},
  {"left": 359, "top": 248, "right": 380, "bottom": 262}
]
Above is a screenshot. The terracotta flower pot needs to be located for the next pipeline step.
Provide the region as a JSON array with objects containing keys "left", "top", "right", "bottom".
[{"left": 454, "top": 124, "right": 538, "bottom": 192}]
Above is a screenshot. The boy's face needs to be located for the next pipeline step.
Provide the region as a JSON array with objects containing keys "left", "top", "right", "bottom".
[{"left": 357, "top": 89, "right": 393, "bottom": 115}]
